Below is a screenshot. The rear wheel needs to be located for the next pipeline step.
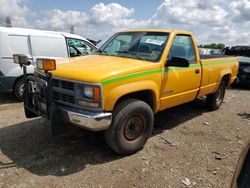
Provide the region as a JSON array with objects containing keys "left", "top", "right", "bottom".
[
  {"left": 206, "top": 81, "right": 226, "bottom": 110},
  {"left": 104, "top": 99, "right": 154, "bottom": 155}
]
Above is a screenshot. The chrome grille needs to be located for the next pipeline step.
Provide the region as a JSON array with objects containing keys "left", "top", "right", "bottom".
[
  {"left": 52, "top": 79, "right": 75, "bottom": 105},
  {"left": 53, "top": 79, "right": 59, "bottom": 87},
  {"left": 62, "top": 81, "right": 74, "bottom": 90}
]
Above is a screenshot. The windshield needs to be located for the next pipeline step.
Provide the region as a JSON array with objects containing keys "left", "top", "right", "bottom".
[{"left": 99, "top": 32, "right": 169, "bottom": 62}]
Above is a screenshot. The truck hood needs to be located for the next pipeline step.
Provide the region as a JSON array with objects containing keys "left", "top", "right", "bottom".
[{"left": 51, "top": 55, "right": 157, "bottom": 83}]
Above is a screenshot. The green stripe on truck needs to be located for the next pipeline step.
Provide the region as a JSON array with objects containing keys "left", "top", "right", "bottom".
[{"left": 101, "top": 59, "right": 237, "bottom": 86}]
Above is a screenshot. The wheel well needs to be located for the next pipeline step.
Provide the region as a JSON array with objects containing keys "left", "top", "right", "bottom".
[
  {"left": 115, "top": 90, "right": 155, "bottom": 110},
  {"left": 13, "top": 74, "right": 32, "bottom": 90},
  {"left": 221, "top": 74, "right": 231, "bottom": 86}
]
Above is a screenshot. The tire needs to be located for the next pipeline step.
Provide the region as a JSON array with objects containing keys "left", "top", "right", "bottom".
[
  {"left": 14, "top": 78, "right": 24, "bottom": 101},
  {"left": 206, "top": 81, "right": 226, "bottom": 111},
  {"left": 231, "top": 79, "right": 237, "bottom": 87},
  {"left": 24, "top": 107, "right": 38, "bottom": 118},
  {"left": 104, "top": 99, "right": 154, "bottom": 155}
]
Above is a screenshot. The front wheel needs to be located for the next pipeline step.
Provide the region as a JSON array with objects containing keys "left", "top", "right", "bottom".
[
  {"left": 104, "top": 99, "right": 154, "bottom": 155},
  {"left": 206, "top": 81, "right": 226, "bottom": 111}
]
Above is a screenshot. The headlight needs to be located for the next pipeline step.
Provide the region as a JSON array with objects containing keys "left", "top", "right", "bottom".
[
  {"left": 82, "top": 86, "right": 100, "bottom": 101},
  {"left": 77, "top": 86, "right": 101, "bottom": 108},
  {"left": 84, "top": 86, "right": 93, "bottom": 99}
]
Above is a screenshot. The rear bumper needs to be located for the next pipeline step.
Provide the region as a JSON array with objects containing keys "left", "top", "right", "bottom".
[
  {"left": 61, "top": 108, "right": 112, "bottom": 131},
  {"left": 0, "top": 76, "right": 16, "bottom": 92}
]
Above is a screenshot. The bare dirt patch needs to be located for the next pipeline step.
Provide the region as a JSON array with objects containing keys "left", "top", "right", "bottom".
[{"left": 0, "top": 88, "right": 249, "bottom": 188}]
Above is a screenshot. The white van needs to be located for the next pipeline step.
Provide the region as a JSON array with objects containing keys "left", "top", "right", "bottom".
[{"left": 0, "top": 27, "right": 98, "bottom": 100}]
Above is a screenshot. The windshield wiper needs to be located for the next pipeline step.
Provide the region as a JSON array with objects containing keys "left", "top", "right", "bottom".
[
  {"left": 115, "top": 50, "right": 145, "bottom": 60},
  {"left": 95, "top": 49, "right": 103, "bottom": 54},
  {"left": 95, "top": 49, "right": 112, "bottom": 56}
]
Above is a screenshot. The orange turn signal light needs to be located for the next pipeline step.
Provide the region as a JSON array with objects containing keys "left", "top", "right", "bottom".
[
  {"left": 93, "top": 87, "right": 100, "bottom": 101},
  {"left": 36, "top": 59, "right": 56, "bottom": 71}
]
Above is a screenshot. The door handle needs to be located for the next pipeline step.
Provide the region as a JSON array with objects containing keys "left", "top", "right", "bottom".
[{"left": 195, "top": 69, "right": 200, "bottom": 74}]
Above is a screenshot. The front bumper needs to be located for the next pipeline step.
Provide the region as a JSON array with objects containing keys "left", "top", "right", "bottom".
[
  {"left": 24, "top": 75, "right": 112, "bottom": 132},
  {"left": 62, "top": 108, "right": 112, "bottom": 131}
]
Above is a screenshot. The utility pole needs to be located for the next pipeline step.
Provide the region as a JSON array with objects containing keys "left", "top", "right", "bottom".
[
  {"left": 5, "top": 16, "right": 12, "bottom": 27},
  {"left": 70, "top": 25, "right": 74, "bottom": 34}
]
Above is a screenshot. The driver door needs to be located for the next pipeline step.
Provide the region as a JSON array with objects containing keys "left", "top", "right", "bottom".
[{"left": 160, "top": 34, "right": 201, "bottom": 110}]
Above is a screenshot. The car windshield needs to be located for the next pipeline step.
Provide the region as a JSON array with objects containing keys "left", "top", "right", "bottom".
[{"left": 99, "top": 32, "right": 169, "bottom": 62}]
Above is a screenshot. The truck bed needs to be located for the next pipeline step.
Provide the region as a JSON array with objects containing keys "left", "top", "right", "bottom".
[{"left": 198, "top": 56, "right": 238, "bottom": 97}]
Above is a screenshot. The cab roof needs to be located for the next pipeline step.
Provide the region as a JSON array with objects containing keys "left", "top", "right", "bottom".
[{"left": 120, "top": 28, "right": 193, "bottom": 35}]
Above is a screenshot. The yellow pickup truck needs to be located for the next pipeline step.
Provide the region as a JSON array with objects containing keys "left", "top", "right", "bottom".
[{"left": 14, "top": 29, "right": 239, "bottom": 154}]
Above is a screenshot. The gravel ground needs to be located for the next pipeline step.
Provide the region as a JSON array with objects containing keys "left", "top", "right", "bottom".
[{"left": 0, "top": 87, "right": 249, "bottom": 188}]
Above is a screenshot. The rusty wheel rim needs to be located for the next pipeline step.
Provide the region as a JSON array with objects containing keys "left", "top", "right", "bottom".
[{"left": 123, "top": 115, "right": 146, "bottom": 141}]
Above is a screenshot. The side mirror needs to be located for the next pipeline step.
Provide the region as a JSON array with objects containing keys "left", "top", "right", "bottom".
[
  {"left": 166, "top": 57, "right": 190, "bottom": 67},
  {"left": 13, "top": 54, "right": 30, "bottom": 66}
]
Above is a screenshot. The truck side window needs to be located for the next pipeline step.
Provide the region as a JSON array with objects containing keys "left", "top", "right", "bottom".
[
  {"left": 67, "top": 38, "right": 96, "bottom": 57},
  {"left": 168, "top": 35, "right": 196, "bottom": 63}
]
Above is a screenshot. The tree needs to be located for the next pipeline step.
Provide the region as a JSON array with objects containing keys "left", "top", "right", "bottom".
[{"left": 199, "top": 43, "right": 225, "bottom": 50}]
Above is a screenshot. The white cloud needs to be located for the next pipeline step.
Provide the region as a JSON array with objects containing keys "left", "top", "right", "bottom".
[
  {"left": 230, "top": 0, "right": 250, "bottom": 22},
  {"left": 34, "top": 3, "right": 152, "bottom": 39},
  {"left": 1, "top": 0, "right": 250, "bottom": 46},
  {"left": 200, "top": 26, "right": 250, "bottom": 45},
  {"left": 90, "top": 3, "right": 134, "bottom": 25},
  {"left": 149, "top": 0, "right": 250, "bottom": 45},
  {"left": 35, "top": 9, "right": 88, "bottom": 31},
  {"left": 0, "top": 0, "right": 29, "bottom": 27},
  {"left": 152, "top": 0, "right": 228, "bottom": 26}
]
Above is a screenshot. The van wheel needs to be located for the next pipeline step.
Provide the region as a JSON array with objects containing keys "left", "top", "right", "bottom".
[
  {"left": 104, "top": 99, "right": 154, "bottom": 155},
  {"left": 206, "top": 81, "right": 226, "bottom": 110},
  {"left": 14, "top": 78, "right": 24, "bottom": 101}
]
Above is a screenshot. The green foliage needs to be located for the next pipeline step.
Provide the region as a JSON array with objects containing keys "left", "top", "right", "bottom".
[{"left": 199, "top": 43, "right": 225, "bottom": 50}]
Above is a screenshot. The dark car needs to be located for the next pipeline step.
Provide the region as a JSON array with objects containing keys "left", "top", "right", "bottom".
[
  {"left": 230, "top": 140, "right": 250, "bottom": 188},
  {"left": 224, "top": 46, "right": 250, "bottom": 86}
]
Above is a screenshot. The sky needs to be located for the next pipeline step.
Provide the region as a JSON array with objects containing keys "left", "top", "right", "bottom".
[{"left": 0, "top": 0, "right": 250, "bottom": 46}]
